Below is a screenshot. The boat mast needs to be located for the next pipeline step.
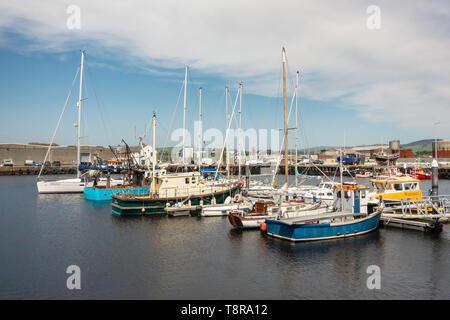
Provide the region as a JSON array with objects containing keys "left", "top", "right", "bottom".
[
  {"left": 76, "top": 50, "right": 85, "bottom": 178},
  {"left": 151, "top": 113, "right": 156, "bottom": 193},
  {"left": 198, "top": 87, "right": 202, "bottom": 170},
  {"left": 282, "top": 47, "right": 288, "bottom": 187},
  {"left": 295, "top": 70, "right": 299, "bottom": 187},
  {"left": 238, "top": 82, "right": 243, "bottom": 180},
  {"left": 225, "top": 86, "right": 230, "bottom": 178},
  {"left": 182, "top": 66, "right": 188, "bottom": 165}
]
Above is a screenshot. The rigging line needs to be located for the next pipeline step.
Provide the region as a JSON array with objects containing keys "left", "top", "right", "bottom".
[
  {"left": 38, "top": 66, "right": 80, "bottom": 179},
  {"left": 215, "top": 89, "right": 240, "bottom": 180},
  {"left": 82, "top": 73, "right": 89, "bottom": 145},
  {"left": 161, "top": 78, "right": 185, "bottom": 162},
  {"left": 84, "top": 58, "right": 112, "bottom": 146}
]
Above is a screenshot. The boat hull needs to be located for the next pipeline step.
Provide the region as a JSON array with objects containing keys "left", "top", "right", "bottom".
[
  {"left": 84, "top": 186, "right": 150, "bottom": 201},
  {"left": 37, "top": 178, "right": 85, "bottom": 194},
  {"left": 201, "top": 202, "right": 253, "bottom": 216},
  {"left": 265, "top": 211, "right": 381, "bottom": 242},
  {"left": 111, "top": 185, "right": 240, "bottom": 215}
]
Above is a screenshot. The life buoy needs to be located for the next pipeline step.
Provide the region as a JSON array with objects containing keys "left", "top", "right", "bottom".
[{"left": 240, "top": 179, "right": 245, "bottom": 188}]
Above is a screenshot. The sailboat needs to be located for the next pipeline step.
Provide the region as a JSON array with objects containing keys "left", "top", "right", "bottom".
[{"left": 36, "top": 51, "right": 121, "bottom": 193}]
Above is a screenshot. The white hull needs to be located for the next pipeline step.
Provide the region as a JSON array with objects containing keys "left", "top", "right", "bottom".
[
  {"left": 201, "top": 202, "right": 253, "bottom": 216},
  {"left": 37, "top": 178, "right": 85, "bottom": 193},
  {"left": 37, "top": 177, "right": 123, "bottom": 194}
]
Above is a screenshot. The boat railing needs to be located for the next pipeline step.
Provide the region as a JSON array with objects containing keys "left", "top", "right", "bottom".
[{"left": 384, "top": 195, "right": 450, "bottom": 218}]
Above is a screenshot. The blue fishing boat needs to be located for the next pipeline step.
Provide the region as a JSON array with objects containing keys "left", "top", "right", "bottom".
[{"left": 264, "top": 183, "right": 381, "bottom": 242}]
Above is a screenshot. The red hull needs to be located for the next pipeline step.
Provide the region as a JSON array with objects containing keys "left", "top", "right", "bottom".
[{"left": 411, "top": 171, "right": 431, "bottom": 180}]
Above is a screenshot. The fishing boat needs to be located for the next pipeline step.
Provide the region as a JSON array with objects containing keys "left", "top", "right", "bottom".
[
  {"left": 228, "top": 200, "right": 328, "bottom": 229},
  {"left": 112, "top": 170, "right": 241, "bottom": 215},
  {"left": 111, "top": 114, "right": 241, "bottom": 215},
  {"left": 264, "top": 183, "right": 381, "bottom": 242}
]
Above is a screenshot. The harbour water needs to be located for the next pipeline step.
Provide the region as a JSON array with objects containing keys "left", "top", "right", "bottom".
[{"left": 1, "top": 175, "right": 450, "bottom": 299}]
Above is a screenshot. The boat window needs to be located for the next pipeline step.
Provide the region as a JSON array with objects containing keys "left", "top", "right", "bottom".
[
  {"left": 192, "top": 177, "right": 196, "bottom": 183},
  {"left": 185, "top": 178, "right": 189, "bottom": 184},
  {"left": 412, "top": 183, "right": 418, "bottom": 190},
  {"left": 375, "top": 183, "right": 385, "bottom": 192},
  {"left": 393, "top": 183, "right": 403, "bottom": 191},
  {"left": 404, "top": 183, "right": 412, "bottom": 190},
  {"left": 361, "top": 190, "right": 366, "bottom": 198}
]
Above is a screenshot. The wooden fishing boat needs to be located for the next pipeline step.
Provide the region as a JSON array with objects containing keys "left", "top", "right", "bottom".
[{"left": 228, "top": 200, "right": 327, "bottom": 229}]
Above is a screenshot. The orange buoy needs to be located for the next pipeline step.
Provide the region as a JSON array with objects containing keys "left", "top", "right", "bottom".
[{"left": 261, "top": 223, "right": 267, "bottom": 232}]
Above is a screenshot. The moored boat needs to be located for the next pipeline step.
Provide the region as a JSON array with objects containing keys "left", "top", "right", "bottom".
[
  {"left": 228, "top": 200, "right": 328, "bottom": 229},
  {"left": 200, "top": 194, "right": 253, "bottom": 216},
  {"left": 264, "top": 183, "right": 381, "bottom": 241}
]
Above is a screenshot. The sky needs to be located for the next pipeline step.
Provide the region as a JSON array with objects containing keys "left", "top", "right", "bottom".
[{"left": 0, "top": 0, "right": 448, "bottom": 151}]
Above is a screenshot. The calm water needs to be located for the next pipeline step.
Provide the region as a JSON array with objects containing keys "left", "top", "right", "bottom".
[{"left": 1, "top": 175, "right": 450, "bottom": 299}]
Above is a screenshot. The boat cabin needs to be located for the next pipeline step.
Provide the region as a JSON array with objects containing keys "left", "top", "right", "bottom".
[
  {"left": 369, "top": 177, "right": 422, "bottom": 202},
  {"left": 332, "top": 183, "right": 369, "bottom": 214}
]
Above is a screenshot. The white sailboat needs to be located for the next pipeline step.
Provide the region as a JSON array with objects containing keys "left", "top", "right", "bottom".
[{"left": 37, "top": 51, "right": 121, "bottom": 193}]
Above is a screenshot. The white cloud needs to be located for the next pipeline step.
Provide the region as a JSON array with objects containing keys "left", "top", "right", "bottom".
[{"left": 0, "top": 0, "right": 449, "bottom": 132}]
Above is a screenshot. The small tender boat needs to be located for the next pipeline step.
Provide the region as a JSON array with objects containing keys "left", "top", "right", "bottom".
[
  {"left": 164, "top": 201, "right": 202, "bottom": 216},
  {"left": 200, "top": 194, "right": 253, "bottom": 217},
  {"left": 356, "top": 170, "right": 373, "bottom": 178}
]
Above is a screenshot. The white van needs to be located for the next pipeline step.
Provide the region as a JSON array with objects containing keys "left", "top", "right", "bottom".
[
  {"left": 3, "top": 159, "right": 13, "bottom": 167},
  {"left": 25, "top": 160, "right": 34, "bottom": 166}
]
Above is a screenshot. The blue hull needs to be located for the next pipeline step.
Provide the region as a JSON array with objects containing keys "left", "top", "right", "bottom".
[
  {"left": 84, "top": 186, "right": 150, "bottom": 201},
  {"left": 265, "top": 212, "right": 381, "bottom": 242}
]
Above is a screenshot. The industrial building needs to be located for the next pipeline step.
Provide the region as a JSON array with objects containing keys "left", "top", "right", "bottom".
[
  {"left": 433, "top": 140, "right": 450, "bottom": 158},
  {"left": 0, "top": 143, "right": 115, "bottom": 166}
]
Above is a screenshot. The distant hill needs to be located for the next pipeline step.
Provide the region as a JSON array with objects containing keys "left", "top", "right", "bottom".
[{"left": 401, "top": 139, "right": 441, "bottom": 153}]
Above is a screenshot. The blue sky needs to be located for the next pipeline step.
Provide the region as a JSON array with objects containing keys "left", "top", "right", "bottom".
[{"left": 0, "top": 1, "right": 448, "bottom": 150}]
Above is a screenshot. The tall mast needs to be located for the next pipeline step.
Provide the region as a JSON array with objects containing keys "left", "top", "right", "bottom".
[
  {"left": 151, "top": 113, "right": 156, "bottom": 193},
  {"left": 225, "top": 86, "right": 230, "bottom": 178},
  {"left": 295, "top": 70, "right": 299, "bottom": 187},
  {"left": 182, "top": 66, "right": 188, "bottom": 165},
  {"left": 198, "top": 87, "right": 203, "bottom": 169},
  {"left": 282, "top": 47, "right": 288, "bottom": 187},
  {"left": 76, "top": 50, "right": 85, "bottom": 178},
  {"left": 238, "top": 82, "right": 243, "bottom": 180}
]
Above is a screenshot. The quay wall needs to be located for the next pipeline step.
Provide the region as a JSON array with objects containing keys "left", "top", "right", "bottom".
[
  {"left": 2, "top": 163, "right": 450, "bottom": 179},
  {"left": 0, "top": 144, "right": 115, "bottom": 166}
]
